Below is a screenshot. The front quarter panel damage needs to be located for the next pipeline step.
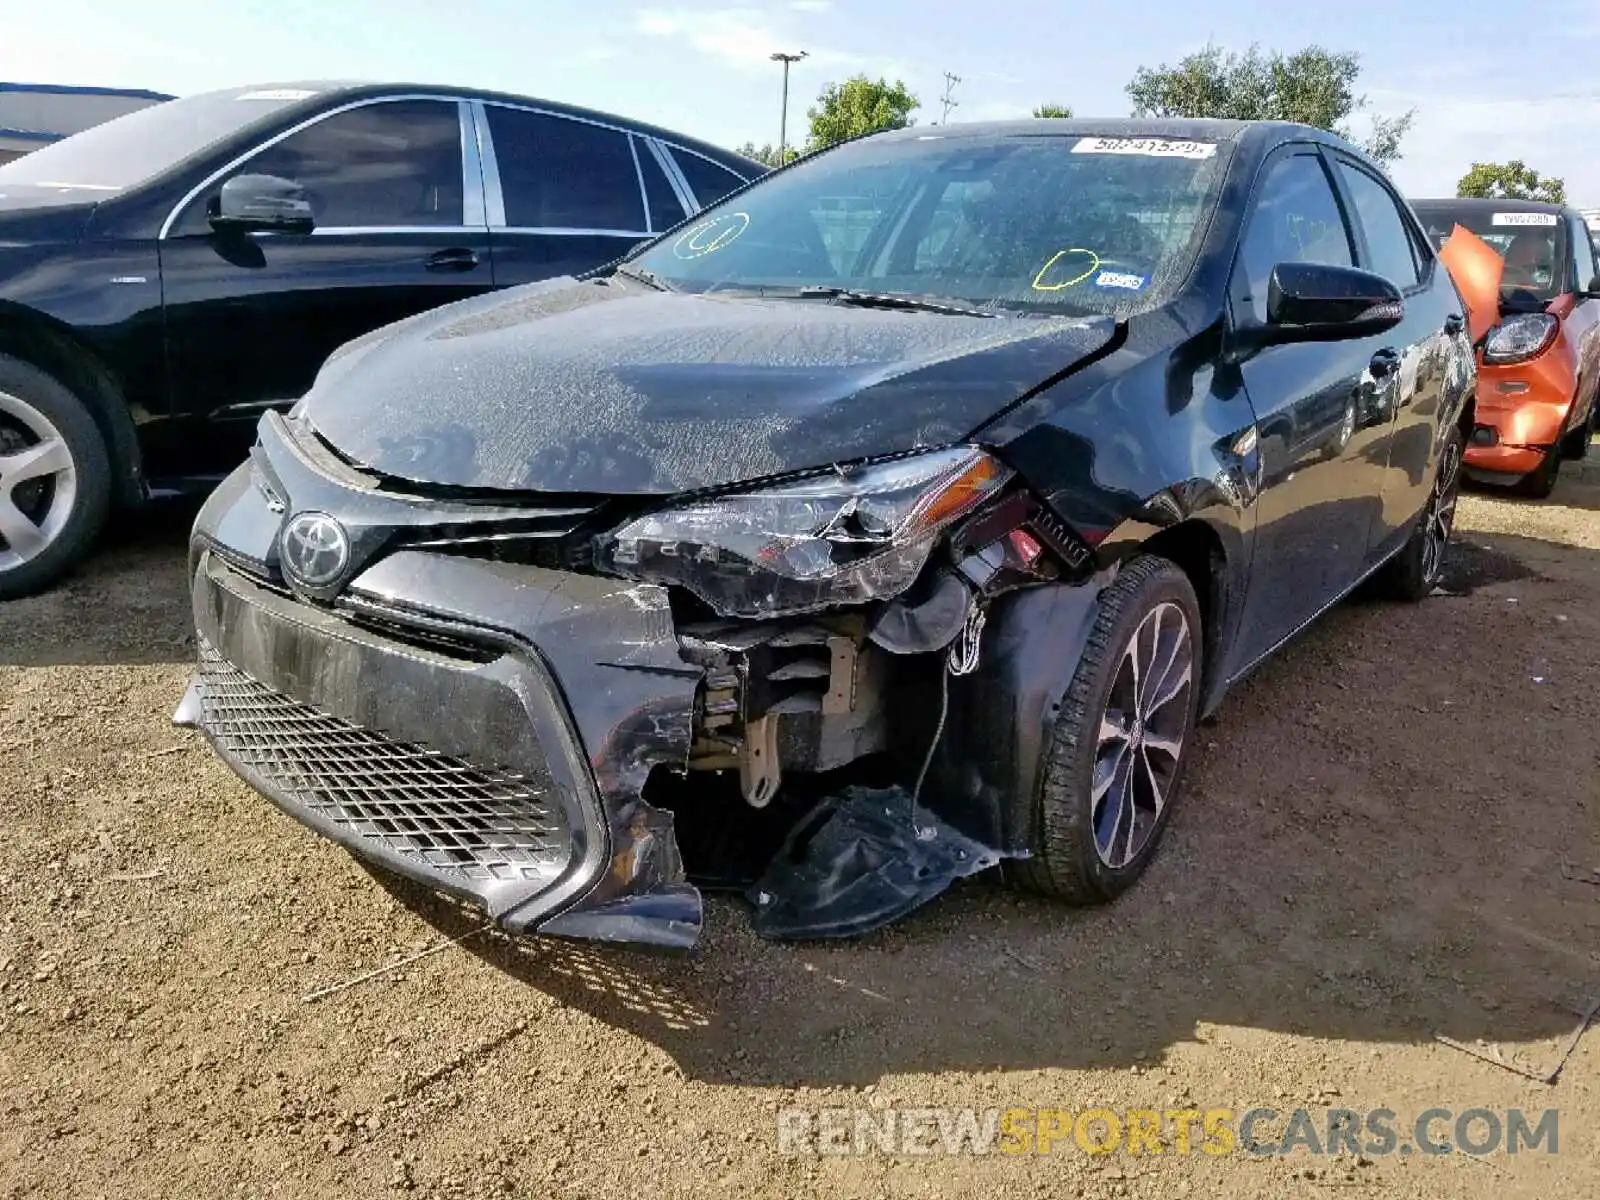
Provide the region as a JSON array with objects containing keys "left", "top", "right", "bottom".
[{"left": 324, "top": 552, "right": 708, "bottom": 948}]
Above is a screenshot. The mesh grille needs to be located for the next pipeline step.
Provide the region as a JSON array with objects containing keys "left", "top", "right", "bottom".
[{"left": 197, "top": 642, "right": 566, "bottom": 883}]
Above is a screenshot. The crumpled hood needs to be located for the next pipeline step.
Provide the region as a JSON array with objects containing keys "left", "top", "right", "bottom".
[{"left": 301, "top": 279, "right": 1117, "bottom": 495}]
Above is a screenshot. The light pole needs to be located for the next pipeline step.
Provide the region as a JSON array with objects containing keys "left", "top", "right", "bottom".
[{"left": 771, "top": 50, "right": 807, "bottom": 163}]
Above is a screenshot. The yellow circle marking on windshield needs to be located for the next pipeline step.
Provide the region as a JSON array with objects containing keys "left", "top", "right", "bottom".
[
  {"left": 1032, "top": 248, "right": 1101, "bottom": 291},
  {"left": 673, "top": 212, "right": 750, "bottom": 259}
]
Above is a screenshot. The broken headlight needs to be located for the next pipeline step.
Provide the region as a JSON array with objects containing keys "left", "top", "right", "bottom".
[{"left": 598, "top": 447, "right": 1012, "bottom": 618}]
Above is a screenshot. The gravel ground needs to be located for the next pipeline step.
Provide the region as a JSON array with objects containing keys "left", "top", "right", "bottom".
[{"left": 1, "top": 459, "right": 1597, "bottom": 1199}]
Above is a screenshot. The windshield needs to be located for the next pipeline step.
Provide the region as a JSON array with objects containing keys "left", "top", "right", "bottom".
[
  {"left": 629, "top": 133, "right": 1228, "bottom": 316},
  {"left": 1413, "top": 203, "right": 1569, "bottom": 300},
  {"left": 0, "top": 86, "right": 323, "bottom": 193}
]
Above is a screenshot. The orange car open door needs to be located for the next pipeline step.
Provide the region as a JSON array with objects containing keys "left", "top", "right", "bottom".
[{"left": 1438, "top": 223, "right": 1504, "bottom": 344}]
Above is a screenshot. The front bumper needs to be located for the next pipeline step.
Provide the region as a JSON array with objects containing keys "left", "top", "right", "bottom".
[
  {"left": 1465, "top": 357, "right": 1577, "bottom": 476},
  {"left": 178, "top": 545, "right": 706, "bottom": 948}
]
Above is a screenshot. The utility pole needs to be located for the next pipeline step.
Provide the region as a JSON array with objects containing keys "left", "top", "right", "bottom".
[
  {"left": 771, "top": 50, "right": 808, "bottom": 164},
  {"left": 939, "top": 72, "right": 962, "bottom": 125}
]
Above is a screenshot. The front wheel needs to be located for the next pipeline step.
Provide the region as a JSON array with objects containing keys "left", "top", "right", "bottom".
[
  {"left": 1559, "top": 403, "right": 1594, "bottom": 461},
  {"left": 1378, "top": 424, "right": 1463, "bottom": 601},
  {"left": 1009, "top": 556, "right": 1202, "bottom": 905},
  {"left": 1515, "top": 444, "right": 1561, "bottom": 499},
  {"left": 0, "top": 354, "right": 113, "bottom": 600}
]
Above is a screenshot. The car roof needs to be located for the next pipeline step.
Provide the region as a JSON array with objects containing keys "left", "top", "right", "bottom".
[
  {"left": 180, "top": 80, "right": 759, "bottom": 173},
  {"left": 1411, "top": 196, "right": 1573, "bottom": 217}
]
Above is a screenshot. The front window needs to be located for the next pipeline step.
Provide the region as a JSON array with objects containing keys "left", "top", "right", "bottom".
[
  {"left": 1414, "top": 204, "right": 1569, "bottom": 301},
  {"left": 0, "top": 86, "right": 320, "bottom": 194},
  {"left": 629, "top": 133, "right": 1229, "bottom": 316}
]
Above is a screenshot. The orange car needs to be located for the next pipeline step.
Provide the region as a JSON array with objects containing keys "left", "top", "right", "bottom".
[{"left": 1413, "top": 198, "right": 1600, "bottom": 496}]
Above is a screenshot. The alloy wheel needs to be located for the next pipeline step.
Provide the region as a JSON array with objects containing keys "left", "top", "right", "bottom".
[
  {"left": 1092, "top": 601, "right": 1194, "bottom": 869},
  {"left": 1421, "top": 438, "right": 1462, "bottom": 586},
  {"left": 0, "top": 390, "right": 79, "bottom": 572}
]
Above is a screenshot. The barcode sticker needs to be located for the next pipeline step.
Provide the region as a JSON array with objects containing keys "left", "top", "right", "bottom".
[
  {"left": 1072, "top": 137, "right": 1217, "bottom": 159},
  {"left": 1491, "top": 212, "right": 1558, "bottom": 226},
  {"left": 237, "top": 89, "right": 319, "bottom": 102}
]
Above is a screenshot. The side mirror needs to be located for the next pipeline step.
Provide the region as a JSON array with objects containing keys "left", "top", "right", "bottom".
[
  {"left": 210, "top": 174, "right": 315, "bottom": 235},
  {"left": 1264, "top": 262, "right": 1404, "bottom": 339}
]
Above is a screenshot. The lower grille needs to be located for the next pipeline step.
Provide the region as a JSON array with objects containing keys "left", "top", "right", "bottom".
[{"left": 197, "top": 642, "right": 565, "bottom": 883}]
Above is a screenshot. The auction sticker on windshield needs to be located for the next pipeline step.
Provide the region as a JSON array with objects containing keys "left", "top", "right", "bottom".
[
  {"left": 1072, "top": 137, "right": 1217, "bottom": 159},
  {"left": 236, "top": 89, "right": 320, "bottom": 102},
  {"left": 1491, "top": 212, "right": 1558, "bottom": 226}
]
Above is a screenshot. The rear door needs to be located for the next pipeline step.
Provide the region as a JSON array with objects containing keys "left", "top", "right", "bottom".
[
  {"left": 1564, "top": 211, "right": 1600, "bottom": 435},
  {"left": 1326, "top": 151, "right": 1461, "bottom": 560},
  {"left": 157, "top": 96, "right": 492, "bottom": 477},
  {"left": 477, "top": 104, "right": 669, "bottom": 286},
  {"left": 1226, "top": 144, "right": 1400, "bottom": 666}
]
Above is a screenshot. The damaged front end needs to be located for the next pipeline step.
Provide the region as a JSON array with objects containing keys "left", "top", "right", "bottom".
[{"left": 178, "top": 415, "right": 1107, "bottom": 947}]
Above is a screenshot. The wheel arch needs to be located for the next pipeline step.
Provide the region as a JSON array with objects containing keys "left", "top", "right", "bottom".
[
  {"left": 1135, "top": 518, "right": 1231, "bottom": 715},
  {"left": 0, "top": 304, "right": 146, "bottom": 509}
]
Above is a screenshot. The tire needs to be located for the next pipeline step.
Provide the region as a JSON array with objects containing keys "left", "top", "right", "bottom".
[
  {"left": 1559, "top": 403, "right": 1594, "bottom": 461},
  {"left": 1515, "top": 443, "right": 1561, "bottom": 499},
  {"left": 1377, "top": 424, "right": 1464, "bottom": 601},
  {"left": 1009, "top": 555, "right": 1202, "bottom": 905},
  {"left": 0, "top": 354, "right": 113, "bottom": 600}
]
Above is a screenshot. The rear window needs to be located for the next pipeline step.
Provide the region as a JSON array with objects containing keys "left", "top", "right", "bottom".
[
  {"left": 1413, "top": 204, "right": 1569, "bottom": 300},
  {"left": 669, "top": 149, "right": 747, "bottom": 209}
]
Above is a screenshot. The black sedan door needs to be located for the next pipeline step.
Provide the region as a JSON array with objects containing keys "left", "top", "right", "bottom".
[
  {"left": 476, "top": 104, "right": 671, "bottom": 287},
  {"left": 1226, "top": 145, "right": 1402, "bottom": 667},
  {"left": 156, "top": 97, "right": 493, "bottom": 478},
  {"left": 1326, "top": 151, "right": 1461, "bottom": 562}
]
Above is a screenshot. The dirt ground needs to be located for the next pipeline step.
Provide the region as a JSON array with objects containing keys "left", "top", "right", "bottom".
[{"left": 1, "top": 459, "right": 1597, "bottom": 1200}]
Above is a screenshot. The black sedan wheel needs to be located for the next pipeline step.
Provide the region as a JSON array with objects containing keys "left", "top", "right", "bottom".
[
  {"left": 1011, "top": 556, "right": 1201, "bottom": 904},
  {"left": 1378, "top": 424, "right": 1463, "bottom": 601},
  {"left": 0, "top": 354, "right": 112, "bottom": 600}
]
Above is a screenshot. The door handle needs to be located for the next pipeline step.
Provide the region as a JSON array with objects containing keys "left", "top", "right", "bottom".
[
  {"left": 425, "top": 247, "right": 481, "bottom": 272},
  {"left": 1369, "top": 348, "right": 1401, "bottom": 376},
  {"left": 1443, "top": 313, "right": 1464, "bottom": 336}
]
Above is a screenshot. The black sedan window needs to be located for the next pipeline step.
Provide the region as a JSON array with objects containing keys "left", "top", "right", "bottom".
[
  {"left": 629, "top": 134, "right": 1228, "bottom": 315},
  {"left": 1235, "top": 152, "right": 1354, "bottom": 323}
]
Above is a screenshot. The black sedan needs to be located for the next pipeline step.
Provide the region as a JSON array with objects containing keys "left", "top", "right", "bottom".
[
  {"left": 0, "top": 81, "right": 758, "bottom": 598},
  {"left": 177, "top": 119, "right": 1475, "bottom": 948}
]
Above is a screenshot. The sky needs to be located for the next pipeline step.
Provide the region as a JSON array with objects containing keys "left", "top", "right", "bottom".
[{"left": 4, "top": 0, "right": 1598, "bottom": 205}]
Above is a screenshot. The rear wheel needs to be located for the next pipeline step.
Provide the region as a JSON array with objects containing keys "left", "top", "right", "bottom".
[
  {"left": 1010, "top": 556, "right": 1201, "bottom": 905},
  {"left": 1378, "top": 424, "right": 1463, "bottom": 601},
  {"left": 0, "top": 354, "right": 112, "bottom": 600}
]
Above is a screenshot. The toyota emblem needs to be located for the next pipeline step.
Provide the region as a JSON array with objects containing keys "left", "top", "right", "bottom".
[{"left": 279, "top": 511, "right": 351, "bottom": 588}]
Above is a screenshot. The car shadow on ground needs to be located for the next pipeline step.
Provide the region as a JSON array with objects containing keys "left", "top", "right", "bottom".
[
  {"left": 376, "top": 534, "right": 1600, "bottom": 1087},
  {"left": 0, "top": 499, "right": 199, "bottom": 668}
]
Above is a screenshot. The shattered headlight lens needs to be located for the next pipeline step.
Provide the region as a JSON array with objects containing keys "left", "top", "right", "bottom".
[
  {"left": 598, "top": 447, "right": 1012, "bottom": 618},
  {"left": 1483, "top": 313, "right": 1558, "bottom": 364}
]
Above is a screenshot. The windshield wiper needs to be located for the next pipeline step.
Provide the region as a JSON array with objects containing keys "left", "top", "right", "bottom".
[
  {"left": 612, "top": 262, "right": 675, "bottom": 292},
  {"left": 794, "top": 286, "right": 998, "bottom": 318}
]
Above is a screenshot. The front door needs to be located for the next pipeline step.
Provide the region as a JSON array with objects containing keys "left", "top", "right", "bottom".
[
  {"left": 1227, "top": 145, "right": 1402, "bottom": 668},
  {"left": 156, "top": 97, "right": 493, "bottom": 478}
]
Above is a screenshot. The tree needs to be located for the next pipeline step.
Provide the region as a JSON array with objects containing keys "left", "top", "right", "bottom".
[
  {"left": 1125, "top": 43, "right": 1416, "bottom": 164},
  {"left": 1032, "top": 103, "right": 1073, "bottom": 118},
  {"left": 1456, "top": 160, "right": 1566, "bottom": 205},
  {"left": 735, "top": 142, "right": 797, "bottom": 168},
  {"left": 806, "top": 76, "right": 918, "bottom": 149}
]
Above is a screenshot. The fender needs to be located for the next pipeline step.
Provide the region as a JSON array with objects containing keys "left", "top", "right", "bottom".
[{"left": 0, "top": 303, "right": 149, "bottom": 507}]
